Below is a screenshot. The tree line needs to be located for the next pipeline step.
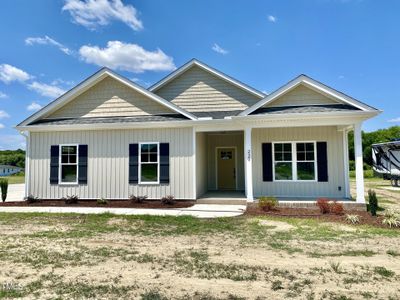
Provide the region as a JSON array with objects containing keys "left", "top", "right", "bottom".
[
  {"left": 348, "top": 125, "right": 400, "bottom": 167},
  {"left": 0, "top": 149, "right": 25, "bottom": 168}
]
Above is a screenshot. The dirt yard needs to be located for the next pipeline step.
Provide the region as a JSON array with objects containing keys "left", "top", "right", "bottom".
[{"left": 0, "top": 178, "right": 399, "bottom": 299}]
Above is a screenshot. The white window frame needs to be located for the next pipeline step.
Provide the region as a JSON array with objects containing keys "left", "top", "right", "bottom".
[
  {"left": 272, "top": 141, "right": 318, "bottom": 182},
  {"left": 59, "top": 144, "right": 79, "bottom": 185},
  {"left": 138, "top": 142, "right": 160, "bottom": 185}
]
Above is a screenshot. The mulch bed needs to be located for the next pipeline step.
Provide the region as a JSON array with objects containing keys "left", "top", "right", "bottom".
[
  {"left": 245, "top": 206, "right": 389, "bottom": 228},
  {"left": 0, "top": 200, "right": 195, "bottom": 209}
]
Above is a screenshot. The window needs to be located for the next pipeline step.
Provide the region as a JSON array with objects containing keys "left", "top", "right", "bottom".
[
  {"left": 273, "top": 142, "right": 316, "bottom": 181},
  {"left": 139, "top": 143, "right": 159, "bottom": 183},
  {"left": 60, "top": 145, "right": 78, "bottom": 184}
]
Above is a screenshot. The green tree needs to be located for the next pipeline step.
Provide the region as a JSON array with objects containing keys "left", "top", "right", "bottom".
[{"left": 348, "top": 126, "right": 400, "bottom": 167}]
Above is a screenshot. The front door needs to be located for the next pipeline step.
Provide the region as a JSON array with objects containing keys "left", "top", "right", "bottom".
[{"left": 217, "top": 148, "right": 236, "bottom": 190}]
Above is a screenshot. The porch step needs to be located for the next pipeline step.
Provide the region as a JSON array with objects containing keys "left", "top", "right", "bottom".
[{"left": 196, "top": 199, "right": 247, "bottom": 205}]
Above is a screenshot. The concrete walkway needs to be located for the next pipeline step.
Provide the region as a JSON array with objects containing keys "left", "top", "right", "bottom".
[
  {"left": 0, "top": 204, "right": 246, "bottom": 218},
  {"left": 6, "top": 184, "right": 25, "bottom": 201}
]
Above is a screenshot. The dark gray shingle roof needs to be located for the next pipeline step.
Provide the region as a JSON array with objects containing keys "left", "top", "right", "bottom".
[
  {"left": 30, "top": 114, "right": 189, "bottom": 126},
  {"left": 251, "top": 104, "right": 360, "bottom": 115}
]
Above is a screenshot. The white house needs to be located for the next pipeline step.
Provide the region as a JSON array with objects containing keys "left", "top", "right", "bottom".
[
  {"left": 0, "top": 165, "right": 22, "bottom": 176},
  {"left": 16, "top": 59, "right": 380, "bottom": 203}
]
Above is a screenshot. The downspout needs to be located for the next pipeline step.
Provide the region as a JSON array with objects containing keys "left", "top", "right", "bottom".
[{"left": 19, "top": 131, "right": 29, "bottom": 198}]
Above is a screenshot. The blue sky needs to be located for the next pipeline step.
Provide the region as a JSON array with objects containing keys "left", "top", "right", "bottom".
[{"left": 0, "top": 0, "right": 399, "bottom": 149}]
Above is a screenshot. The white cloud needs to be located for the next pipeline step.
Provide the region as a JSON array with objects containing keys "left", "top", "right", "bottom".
[
  {"left": 79, "top": 41, "right": 176, "bottom": 73},
  {"left": 338, "top": 75, "right": 345, "bottom": 79},
  {"left": 27, "top": 102, "right": 43, "bottom": 111},
  {"left": 25, "top": 36, "right": 73, "bottom": 55},
  {"left": 62, "top": 0, "right": 143, "bottom": 31},
  {"left": 0, "top": 124, "right": 4, "bottom": 129},
  {"left": 0, "top": 134, "right": 26, "bottom": 150},
  {"left": 268, "top": 15, "right": 277, "bottom": 22},
  {"left": 0, "top": 110, "right": 10, "bottom": 119},
  {"left": 0, "top": 92, "right": 7, "bottom": 99},
  {"left": 51, "top": 78, "right": 75, "bottom": 86},
  {"left": 212, "top": 43, "right": 228, "bottom": 55},
  {"left": 0, "top": 64, "right": 31, "bottom": 84},
  {"left": 388, "top": 117, "right": 400, "bottom": 123},
  {"left": 28, "top": 82, "right": 66, "bottom": 98}
]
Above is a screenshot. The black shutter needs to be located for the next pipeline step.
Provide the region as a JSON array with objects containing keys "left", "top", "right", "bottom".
[
  {"left": 159, "top": 143, "right": 170, "bottom": 184},
  {"left": 262, "top": 143, "right": 273, "bottom": 181},
  {"left": 129, "top": 144, "right": 139, "bottom": 184},
  {"left": 317, "top": 142, "right": 328, "bottom": 182},
  {"left": 50, "top": 145, "right": 59, "bottom": 184},
  {"left": 78, "top": 145, "right": 88, "bottom": 184}
]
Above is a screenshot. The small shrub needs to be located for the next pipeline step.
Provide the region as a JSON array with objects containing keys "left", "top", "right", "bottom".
[
  {"left": 161, "top": 195, "right": 175, "bottom": 205},
  {"left": 0, "top": 178, "right": 8, "bottom": 202},
  {"left": 97, "top": 198, "right": 108, "bottom": 205},
  {"left": 271, "top": 280, "right": 284, "bottom": 291},
  {"left": 382, "top": 209, "right": 400, "bottom": 228},
  {"left": 368, "top": 189, "right": 378, "bottom": 216},
  {"left": 330, "top": 201, "right": 344, "bottom": 215},
  {"left": 258, "top": 196, "right": 278, "bottom": 211},
  {"left": 25, "top": 195, "right": 40, "bottom": 204},
  {"left": 129, "top": 195, "right": 148, "bottom": 203},
  {"left": 63, "top": 195, "right": 79, "bottom": 204},
  {"left": 316, "top": 198, "right": 330, "bottom": 214},
  {"left": 345, "top": 214, "right": 360, "bottom": 224}
]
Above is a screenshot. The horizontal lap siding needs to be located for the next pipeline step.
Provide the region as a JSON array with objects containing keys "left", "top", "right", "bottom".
[
  {"left": 47, "top": 77, "right": 173, "bottom": 119},
  {"left": 29, "top": 128, "right": 194, "bottom": 199},
  {"left": 155, "top": 66, "right": 262, "bottom": 112},
  {"left": 252, "top": 126, "right": 345, "bottom": 198},
  {"left": 264, "top": 85, "right": 339, "bottom": 107}
]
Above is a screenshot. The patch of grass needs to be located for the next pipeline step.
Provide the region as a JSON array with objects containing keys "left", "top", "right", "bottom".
[
  {"left": 309, "top": 249, "right": 376, "bottom": 258},
  {"left": 373, "top": 266, "right": 395, "bottom": 278},
  {"left": 141, "top": 290, "right": 168, "bottom": 300},
  {"left": 0, "top": 175, "right": 24, "bottom": 185},
  {"left": 329, "top": 261, "right": 342, "bottom": 274},
  {"left": 271, "top": 280, "right": 284, "bottom": 291},
  {"left": 386, "top": 249, "right": 400, "bottom": 257}
]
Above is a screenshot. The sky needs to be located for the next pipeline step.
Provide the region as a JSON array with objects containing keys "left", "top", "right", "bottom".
[{"left": 0, "top": 0, "right": 399, "bottom": 150}]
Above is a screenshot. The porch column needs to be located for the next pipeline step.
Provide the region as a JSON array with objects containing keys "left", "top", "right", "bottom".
[
  {"left": 244, "top": 127, "right": 254, "bottom": 201},
  {"left": 342, "top": 129, "right": 350, "bottom": 198},
  {"left": 354, "top": 122, "right": 365, "bottom": 203}
]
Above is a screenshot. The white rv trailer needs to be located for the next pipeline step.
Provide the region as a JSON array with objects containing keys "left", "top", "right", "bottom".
[{"left": 372, "top": 140, "right": 400, "bottom": 187}]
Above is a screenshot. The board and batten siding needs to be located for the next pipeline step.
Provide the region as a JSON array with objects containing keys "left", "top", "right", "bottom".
[
  {"left": 28, "top": 128, "right": 194, "bottom": 199},
  {"left": 252, "top": 126, "right": 345, "bottom": 198},
  {"left": 154, "top": 66, "right": 262, "bottom": 112},
  {"left": 264, "top": 84, "right": 339, "bottom": 108},
  {"left": 46, "top": 77, "right": 173, "bottom": 119},
  {"left": 195, "top": 132, "right": 208, "bottom": 197}
]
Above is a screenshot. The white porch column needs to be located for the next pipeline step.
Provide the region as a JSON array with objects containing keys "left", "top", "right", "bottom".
[
  {"left": 354, "top": 122, "right": 365, "bottom": 203},
  {"left": 342, "top": 129, "right": 350, "bottom": 198},
  {"left": 244, "top": 127, "right": 254, "bottom": 201}
]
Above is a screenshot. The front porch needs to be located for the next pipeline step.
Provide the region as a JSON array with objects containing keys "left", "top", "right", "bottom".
[{"left": 194, "top": 122, "right": 366, "bottom": 204}]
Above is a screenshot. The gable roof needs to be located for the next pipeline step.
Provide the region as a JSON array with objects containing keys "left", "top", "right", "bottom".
[
  {"left": 239, "top": 74, "right": 380, "bottom": 116},
  {"left": 149, "top": 59, "right": 266, "bottom": 99},
  {"left": 17, "top": 68, "right": 197, "bottom": 127}
]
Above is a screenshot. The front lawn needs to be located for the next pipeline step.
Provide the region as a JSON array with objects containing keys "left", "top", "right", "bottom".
[
  {"left": 0, "top": 174, "right": 25, "bottom": 185},
  {"left": 0, "top": 212, "right": 399, "bottom": 299}
]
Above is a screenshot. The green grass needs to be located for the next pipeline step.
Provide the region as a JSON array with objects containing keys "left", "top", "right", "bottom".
[{"left": 0, "top": 174, "right": 25, "bottom": 184}]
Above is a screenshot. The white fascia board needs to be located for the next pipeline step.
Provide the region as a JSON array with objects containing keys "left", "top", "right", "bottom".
[
  {"left": 18, "top": 68, "right": 197, "bottom": 127},
  {"left": 149, "top": 59, "right": 266, "bottom": 99},
  {"left": 240, "top": 74, "right": 379, "bottom": 116}
]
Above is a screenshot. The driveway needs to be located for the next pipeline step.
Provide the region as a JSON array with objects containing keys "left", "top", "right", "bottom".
[{"left": 5, "top": 184, "right": 25, "bottom": 201}]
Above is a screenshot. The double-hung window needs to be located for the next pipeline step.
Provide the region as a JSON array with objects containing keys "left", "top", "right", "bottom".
[
  {"left": 273, "top": 142, "right": 317, "bottom": 181},
  {"left": 139, "top": 143, "right": 159, "bottom": 184},
  {"left": 60, "top": 145, "right": 78, "bottom": 184}
]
